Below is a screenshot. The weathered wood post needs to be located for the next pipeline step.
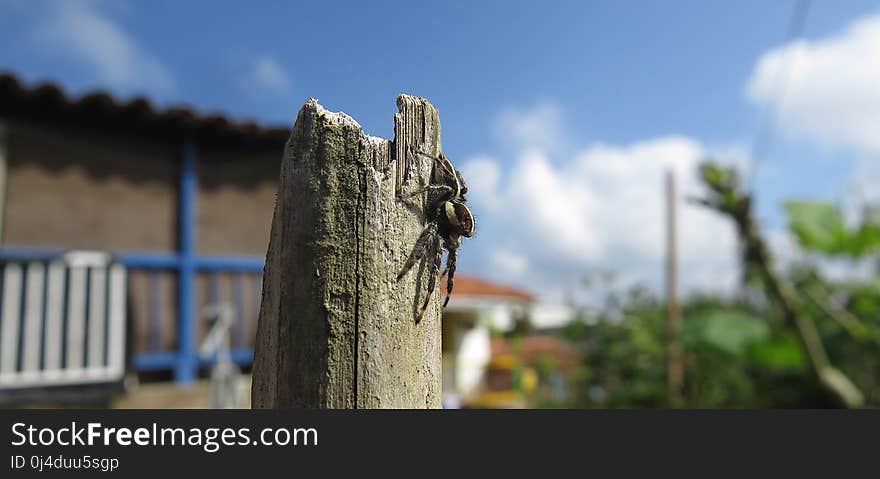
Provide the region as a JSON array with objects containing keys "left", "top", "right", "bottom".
[{"left": 252, "top": 95, "right": 443, "bottom": 408}]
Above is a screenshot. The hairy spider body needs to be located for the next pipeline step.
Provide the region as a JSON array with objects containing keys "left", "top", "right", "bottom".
[{"left": 397, "top": 147, "right": 475, "bottom": 321}]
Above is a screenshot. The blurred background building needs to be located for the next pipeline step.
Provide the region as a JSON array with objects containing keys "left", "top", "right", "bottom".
[{"left": 0, "top": 72, "right": 281, "bottom": 405}]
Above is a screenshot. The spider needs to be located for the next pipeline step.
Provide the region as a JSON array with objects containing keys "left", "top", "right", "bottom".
[{"left": 396, "top": 145, "right": 475, "bottom": 322}]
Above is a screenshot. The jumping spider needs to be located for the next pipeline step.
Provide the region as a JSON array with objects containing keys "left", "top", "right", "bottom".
[{"left": 396, "top": 145, "right": 475, "bottom": 322}]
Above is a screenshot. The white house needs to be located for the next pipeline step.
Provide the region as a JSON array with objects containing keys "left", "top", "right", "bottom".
[{"left": 440, "top": 275, "right": 534, "bottom": 406}]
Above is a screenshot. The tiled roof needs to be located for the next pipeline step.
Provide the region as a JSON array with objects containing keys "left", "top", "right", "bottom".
[
  {"left": 0, "top": 72, "right": 290, "bottom": 148},
  {"left": 446, "top": 274, "right": 535, "bottom": 303}
]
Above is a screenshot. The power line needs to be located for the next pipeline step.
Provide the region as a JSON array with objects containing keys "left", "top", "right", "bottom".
[{"left": 747, "top": 0, "right": 812, "bottom": 192}]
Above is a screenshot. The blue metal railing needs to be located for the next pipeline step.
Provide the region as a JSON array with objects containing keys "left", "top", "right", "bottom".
[
  {"left": 0, "top": 247, "right": 264, "bottom": 380},
  {"left": 120, "top": 252, "right": 263, "bottom": 375}
]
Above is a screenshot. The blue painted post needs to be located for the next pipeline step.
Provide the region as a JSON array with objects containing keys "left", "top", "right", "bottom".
[
  {"left": 176, "top": 140, "right": 198, "bottom": 384},
  {"left": 233, "top": 273, "right": 245, "bottom": 349}
]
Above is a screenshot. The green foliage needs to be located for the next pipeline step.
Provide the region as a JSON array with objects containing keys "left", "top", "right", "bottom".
[
  {"left": 785, "top": 201, "right": 849, "bottom": 253},
  {"left": 849, "top": 283, "right": 880, "bottom": 342},
  {"left": 557, "top": 265, "right": 880, "bottom": 408},
  {"left": 686, "top": 310, "right": 768, "bottom": 355},
  {"left": 565, "top": 290, "right": 874, "bottom": 408},
  {"left": 533, "top": 354, "right": 558, "bottom": 376},
  {"left": 543, "top": 166, "right": 880, "bottom": 408},
  {"left": 785, "top": 200, "right": 880, "bottom": 257},
  {"left": 697, "top": 162, "right": 746, "bottom": 213},
  {"left": 748, "top": 332, "right": 807, "bottom": 371}
]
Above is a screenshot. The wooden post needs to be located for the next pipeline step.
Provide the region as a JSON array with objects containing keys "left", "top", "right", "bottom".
[
  {"left": 251, "top": 95, "right": 443, "bottom": 408},
  {"left": 665, "top": 170, "right": 684, "bottom": 407}
]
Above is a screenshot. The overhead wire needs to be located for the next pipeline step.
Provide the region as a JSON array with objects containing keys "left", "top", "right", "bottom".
[{"left": 747, "top": 0, "right": 812, "bottom": 193}]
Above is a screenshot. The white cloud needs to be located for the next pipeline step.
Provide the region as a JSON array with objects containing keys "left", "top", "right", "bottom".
[
  {"left": 460, "top": 155, "right": 500, "bottom": 209},
  {"left": 31, "top": 0, "right": 174, "bottom": 95},
  {"left": 244, "top": 56, "right": 291, "bottom": 93},
  {"left": 747, "top": 14, "right": 880, "bottom": 154},
  {"left": 489, "top": 248, "right": 529, "bottom": 278},
  {"left": 503, "top": 147, "right": 602, "bottom": 262},
  {"left": 463, "top": 103, "right": 741, "bottom": 301},
  {"left": 492, "top": 101, "right": 566, "bottom": 152}
]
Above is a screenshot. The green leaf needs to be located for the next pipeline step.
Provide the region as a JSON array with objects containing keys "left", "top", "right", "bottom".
[
  {"left": 697, "top": 310, "right": 770, "bottom": 355},
  {"left": 784, "top": 200, "right": 848, "bottom": 254},
  {"left": 851, "top": 223, "right": 880, "bottom": 256},
  {"left": 749, "top": 333, "right": 807, "bottom": 371},
  {"left": 784, "top": 200, "right": 880, "bottom": 257}
]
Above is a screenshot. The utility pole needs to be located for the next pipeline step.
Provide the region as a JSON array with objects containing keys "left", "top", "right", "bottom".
[{"left": 665, "top": 170, "right": 684, "bottom": 407}]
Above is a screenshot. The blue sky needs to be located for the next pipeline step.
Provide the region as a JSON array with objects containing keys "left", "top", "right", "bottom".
[{"left": 2, "top": 0, "right": 878, "bottom": 301}]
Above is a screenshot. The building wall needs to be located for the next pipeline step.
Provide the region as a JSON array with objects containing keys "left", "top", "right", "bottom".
[
  {"left": 3, "top": 119, "right": 179, "bottom": 251},
  {"left": 194, "top": 145, "right": 278, "bottom": 353},
  {"left": 197, "top": 145, "right": 279, "bottom": 256},
  {"left": 1, "top": 117, "right": 283, "bottom": 359},
  {"left": 442, "top": 310, "right": 491, "bottom": 401}
]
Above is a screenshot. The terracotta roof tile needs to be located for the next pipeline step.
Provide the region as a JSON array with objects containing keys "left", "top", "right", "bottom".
[
  {"left": 0, "top": 72, "right": 290, "bottom": 148},
  {"left": 446, "top": 274, "right": 535, "bottom": 302}
]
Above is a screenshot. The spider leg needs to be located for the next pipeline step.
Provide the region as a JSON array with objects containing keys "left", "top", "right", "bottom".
[
  {"left": 416, "top": 234, "right": 444, "bottom": 323},
  {"left": 442, "top": 245, "right": 458, "bottom": 308},
  {"left": 397, "top": 222, "right": 437, "bottom": 281},
  {"left": 397, "top": 184, "right": 454, "bottom": 200},
  {"left": 454, "top": 168, "right": 469, "bottom": 196},
  {"left": 410, "top": 147, "right": 457, "bottom": 180}
]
